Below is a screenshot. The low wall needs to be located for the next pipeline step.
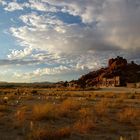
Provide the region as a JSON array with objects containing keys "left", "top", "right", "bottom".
[{"left": 127, "top": 83, "right": 136, "bottom": 88}]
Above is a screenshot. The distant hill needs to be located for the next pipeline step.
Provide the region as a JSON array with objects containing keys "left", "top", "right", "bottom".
[
  {"left": 77, "top": 56, "right": 140, "bottom": 88},
  {"left": 0, "top": 81, "right": 54, "bottom": 88}
]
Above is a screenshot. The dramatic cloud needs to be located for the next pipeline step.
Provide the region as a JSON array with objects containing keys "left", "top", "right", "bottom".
[
  {"left": 9, "top": 0, "right": 140, "bottom": 53},
  {"left": 0, "top": 0, "right": 140, "bottom": 82}
]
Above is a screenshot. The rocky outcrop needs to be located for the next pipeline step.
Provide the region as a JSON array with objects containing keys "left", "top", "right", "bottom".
[
  {"left": 78, "top": 56, "right": 140, "bottom": 88},
  {"left": 108, "top": 56, "right": 127, "bottom": 70}
]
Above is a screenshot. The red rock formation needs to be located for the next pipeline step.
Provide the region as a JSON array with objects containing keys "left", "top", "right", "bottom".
[{"left": 77, "top": 56, "right": 140, "bottom": 88}]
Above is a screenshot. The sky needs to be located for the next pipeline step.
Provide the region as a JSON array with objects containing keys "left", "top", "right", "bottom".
[{"left": 0, "top": 0, "right": 140, "bottom": 83}]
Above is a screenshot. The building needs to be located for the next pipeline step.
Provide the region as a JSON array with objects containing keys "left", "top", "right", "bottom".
[{"left": 99, "top": 76, "right": 121, "bottom": 87}]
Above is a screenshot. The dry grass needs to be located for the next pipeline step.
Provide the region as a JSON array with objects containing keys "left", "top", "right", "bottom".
[
  {"left": 94, "top": 98, "right": 109, "bottom": 116},
  {"left": 117, "top": 107, "right": 140, "bottom": 123},
  {"left": 24, "top": 95, "right": 34, "bottom": 100},
  {"left": 57, "top": 98, "right": 83, "bottom": 118},
  {"left": 32, "top": 98, "right": 83, "bottom": 120},
  {"left": 0, "top": 87, "right": 139, "bottom": 139},
  {"left": 32, "top": 103, "right": 59, "bottom": 121},
  {"left": 29, "top": 126, "right": 71, "bottom": 140},
  {"left": 0, "top": 105, "right": 9, "bottom": 112},
  {"left": 14, "top": 107, "right": 26, "bottom": 127},
  {"left": 119, "top": 93, "right": 129, "bottom": 100},
  {"left": 107, "top": 98, "right": 124, "bottom": 109},
  {"left": 104, "top": 92, "right": 116, "bottom": 98},
  {"left": 79, "top": 107, "right": 93, "bottom": 118},
  {"left": 60, "top": 98, "right": 82, "bottom": 110},
  {"left": 73, "top": 118, "right": 95, "bottom": 134}
]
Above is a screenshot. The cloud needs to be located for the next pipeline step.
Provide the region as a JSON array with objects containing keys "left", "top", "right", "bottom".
[
  {"left": 13, "top": 64, "right": 89, "bottom": 80},
  {"left": 0, "top": 0, "right": 6, "bottom": 5},
  {"left": 0, "top": 59, "right": 40, "bottom": 66},
  {"left": 7, "top": 47, "right": 33, "bottom": 59},
  {"left": 9, "top": 0, "right": 140, "bottom": 54},
  {"left": 99, "top": 0, "right": 140, "bottom": 51},
  {"left": 10, "top": 12, "right": 118, "bottom": 56},
  {"left": 36, "top": 0, "right": 106, "bottom": 24},
  {"left": 28, "top": 0, "right": 58, "bottom": 12},
  {"left": 4, "top": 1, "right": 24, "bottom": 11},
  {"left": 2, "top": 0, "right": 140, "bottom": 82}
]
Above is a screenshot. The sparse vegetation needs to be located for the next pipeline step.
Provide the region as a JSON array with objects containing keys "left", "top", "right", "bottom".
[
  {"left": 0, "top": 87, "right": 139, "bottom": 140},
  {"left": 117, "top": 107, "right": 140, "bottom": 123},
  {"left": 0, "top": 105, "right": 9, "bottom": 112},
  {"left": 94, "top": 98, "right": 109, "bottom": 116},
  {"left": 14, "top": 106, "right": 27, "bottom": 128},
  {"left": 73, "top": 118, "right": 95, "bottom": 133},
  {"left": 29, "top": 126, "right": 71, "bottom": 140},
  {"left": 32, "top": 103, "right": 57, "bottom": 121}
]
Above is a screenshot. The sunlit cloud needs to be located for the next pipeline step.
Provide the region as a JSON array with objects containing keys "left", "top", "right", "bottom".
[{"left": 0, "top": 0, "right": 140, "bottom": 82}]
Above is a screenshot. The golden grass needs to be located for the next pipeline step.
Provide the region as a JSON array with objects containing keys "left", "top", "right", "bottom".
[
  {"left": 73, "top": 118, "right": 95, "bottom": 134},
  {"left": 57, "top": 98, "right": 83, "bottom": 118},
  {"left": 0, "top": 105, "right": 9, "bottom": 112},
  {"left": 0, "top": 88, "right": 139, "bottom": 139},
  {"left": 32, "top": 98, "right": 83, "bottom": 120},
  {"left": 29, "top": 126, "right": 71, "bottom": 140},
  {"left": 107, "top": 98, "right": 124, "bottom": 109},
  {"left": 117, "top": 107, "right": 140, "bottom": 123},
  {"left": 104, "top": 92, "right": 116, "bottom": 98},
  {"left": 79, "top": 107, "right": 93, "bottom": 118},
  {"left": 60, "top": 98, "right": 82, "bottom": 110},
  {"left": 14, "top": 107, "right": 26, "bottom": 127},
  {"left": 32, "top": 103, "right": 58, "bottom": 121},
  {"left": 94, "top": 98, "right": 109, "bottom": 116}
]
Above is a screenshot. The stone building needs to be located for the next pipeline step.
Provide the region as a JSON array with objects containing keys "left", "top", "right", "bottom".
[{"left": 99, "top": 76, "right": 121, "bottom": 87}]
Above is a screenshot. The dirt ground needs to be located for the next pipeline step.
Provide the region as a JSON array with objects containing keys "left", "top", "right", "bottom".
[{"left": 0, "top": 87, "right": 140, "bottom": 140}]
